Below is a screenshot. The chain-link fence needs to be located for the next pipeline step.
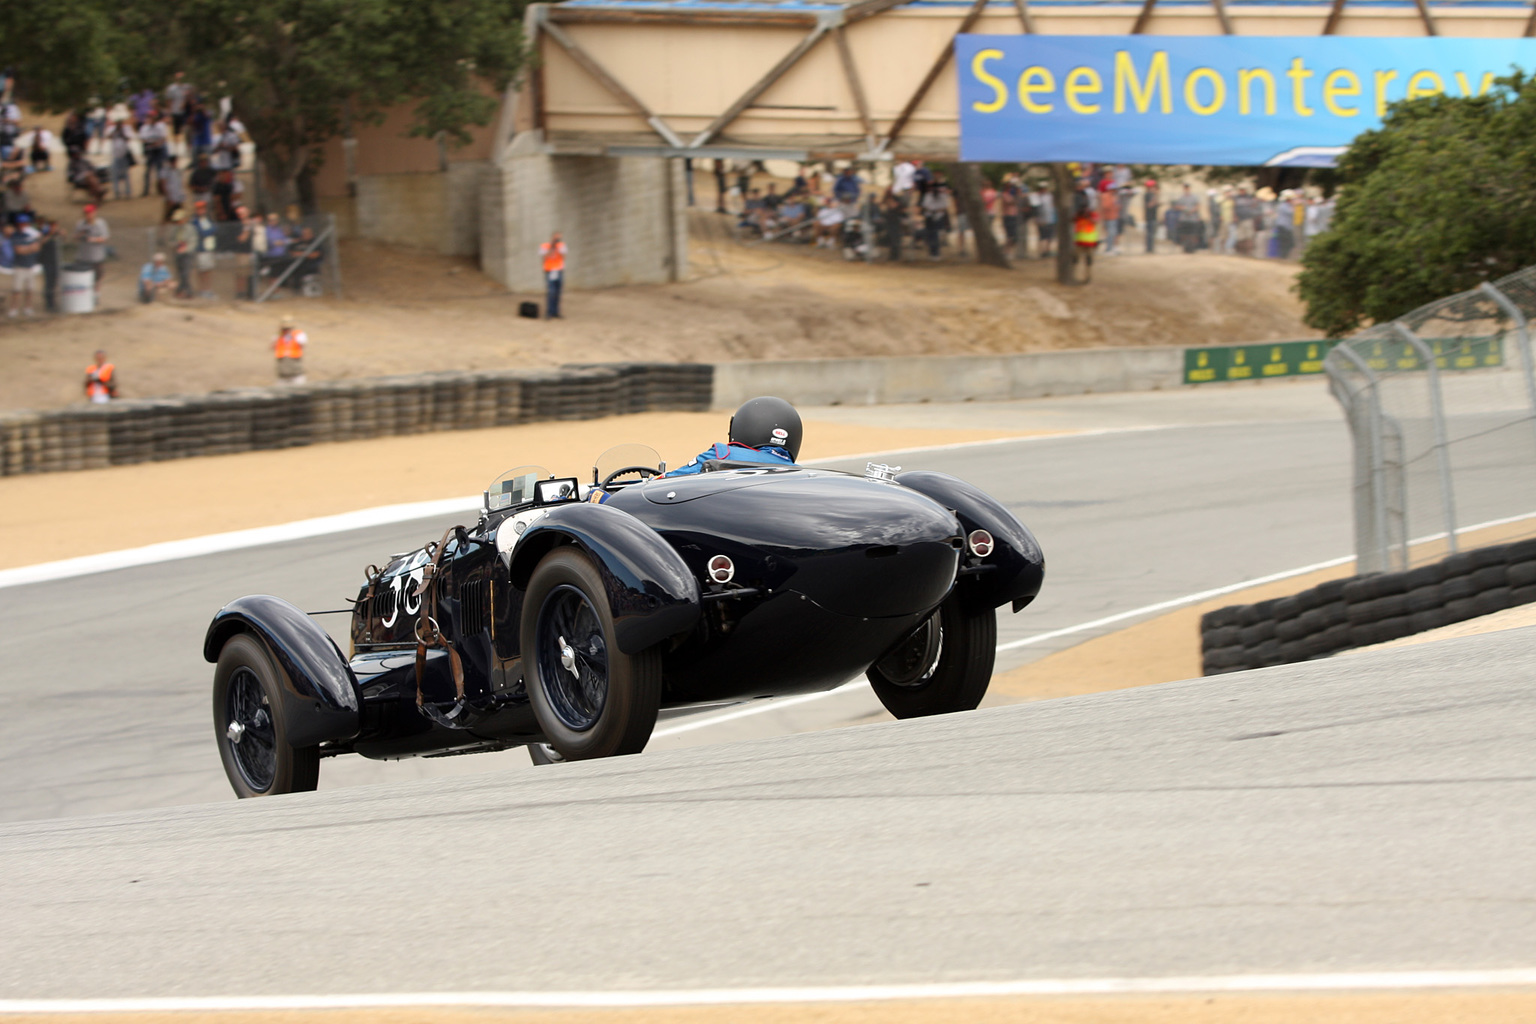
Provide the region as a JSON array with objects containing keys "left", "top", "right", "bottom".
[
  {"left": 143, "top": 212, "right": 342, "bottom": 303},
  {"left": 1326, "top": 266, "right": 1536, "bottom": 573}
]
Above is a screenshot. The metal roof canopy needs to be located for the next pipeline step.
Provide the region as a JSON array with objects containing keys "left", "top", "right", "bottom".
[{"left": 512, "top": 0, "right": 1536, "bottom": 161}]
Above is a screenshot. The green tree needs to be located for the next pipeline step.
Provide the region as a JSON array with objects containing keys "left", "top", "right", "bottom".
[
  {"left": 167, "top": 0, "right": 528, "bottom": 209},
  {"left": 5, "top": 0, "right": 526, "bottom": 209},
  {"left": 1297, "top": 74, "right": 1536, "bottom": 337},
  {"left": 0, "top": 0, "right": 120, "bottom": 111}
]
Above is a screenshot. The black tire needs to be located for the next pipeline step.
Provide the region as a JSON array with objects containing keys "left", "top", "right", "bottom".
[
  {"left": 1239, "top": 620, "right": 1276, "bottom": 647},
  {"left": 1202, "top": 624, "right": 1241, "bottom": 651},
  {"left": 1201, "top": 606, "right": 1243, "bottom": 630},
  {"left": 1343, "top": 574, "right": 1404, "bottom": 603},
  {"left": 521, "top": 547, "right": 662, "bottom": 760},
  {"left": 867, "top": 594, "right": 996, "bottom": 719},
  {"left": 1202, "top": 645, "right": 1247, "bottom": 672},
  {"left": 1275, "top": 616, "right": 1309, "bottom": 642},
  {"left": 212, "top": 633, "right": 320, "bottom": 798},
  {"left": 1473, "top": 586, "right": 1513, "bottom": 617},
  {"left": 1441, "top": 574, "right": 1477, "bottom": 603},
  {"left": 1470, "top": 565, "right": 1508, "bottom": 591},
  {"left": 1405, "top": 585, "right": 1443, "bottom": 614},
  {"left": 1507, "top": 559, "right": 1536, "bottom": 589}
]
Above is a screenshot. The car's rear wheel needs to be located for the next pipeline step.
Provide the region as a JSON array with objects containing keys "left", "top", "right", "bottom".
[
  {"left": 521, "top": 547, "right": 662, "bottom": 760},
  {"left": 212, "top": 633, "right": 320, "bottom": 797},
  {"left": 867, "top": 593, "right": 996, "bottom": 718}
]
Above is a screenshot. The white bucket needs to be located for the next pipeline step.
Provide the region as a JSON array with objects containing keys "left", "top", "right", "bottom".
[{"left": 61, "top": 268, "right": 95, "bottom": 315}]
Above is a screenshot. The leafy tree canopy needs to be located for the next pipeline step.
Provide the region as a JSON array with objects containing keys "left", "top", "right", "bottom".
[
  {"left": 0, "top": 0, "right": 120, "bottom": 113},
  {"left": 1297, "top": 73, "right": 1536, "bottom": 337},
  {"left": 6, "top": 0, "right": 527, "bottom": 208}
]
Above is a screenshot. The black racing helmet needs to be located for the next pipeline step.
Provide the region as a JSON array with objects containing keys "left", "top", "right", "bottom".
[{"left": 729, "top": 396, "right": 803, "bottom": 460}]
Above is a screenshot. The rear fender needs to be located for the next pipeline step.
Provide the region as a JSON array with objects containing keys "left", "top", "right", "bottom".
[
  {"left": 896, "top": 470, "right": 1045, "bottom": 612},
  {"left": 204, "top": 595, "right": 361, "bottom": 747},
  {"left": 507, "top": 503, "right": 701, "bottom": 653}
]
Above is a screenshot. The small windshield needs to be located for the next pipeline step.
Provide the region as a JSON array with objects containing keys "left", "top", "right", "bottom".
[
  {"left": 593, "top": 444, "right": 663, "bottom": 486},
  {"left": 485, "top": 465, "right": 552, "bottom": 512}
]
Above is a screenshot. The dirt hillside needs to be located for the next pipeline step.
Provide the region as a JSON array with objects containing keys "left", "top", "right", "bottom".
[{"left": 1, "top": 160, "right": 1315, "bottom": 413}]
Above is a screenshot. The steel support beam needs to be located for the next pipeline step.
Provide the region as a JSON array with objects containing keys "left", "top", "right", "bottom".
[
  {"left": 1322, "top": 0, "right": 1348, "bottom": 34},
  {"left": 1393, "top": 323, "right": 1459, "bottom": 553},
  {"left": 691, "top": 21, "right": 833, "bottom": 149},
  {"left": 1478, "top": 281, "right": 1536, "bottom": 458},
  {"left": 1212, "top": 0, "right": 1234, "bottom": 34},
  {"left": 881, "top": 0, "right": 990, "bottom": 151},
  {"left": 542, "top": 19, "right": 684, "bottom": 148},
  {"left": 833, "top": 26, "right": 877, "bottom": 149},
  {"left": 1328, "top": 344, "right": 1396, "bottom": 573},
  {"left": 1015, "top": 0, "right": 1037, "bottom": 35},
  {"left": 1413, "top": 0, "right": 1439, "bottom": 35}
]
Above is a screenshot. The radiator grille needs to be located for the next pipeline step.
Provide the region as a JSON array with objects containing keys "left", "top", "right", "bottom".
[{"left": 459, "top": 578, "right": 488, "bottom": 634}]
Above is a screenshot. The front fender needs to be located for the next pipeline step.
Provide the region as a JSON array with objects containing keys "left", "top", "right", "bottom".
[
  {"left": 896, "top": 470, "right": 1045, "bottom": 612},
  {"left": 507, "top": 503, "right": 701, "bottom": 653},
  {"left": 204, "top": 595, "right": 361, "bottom": 747}
]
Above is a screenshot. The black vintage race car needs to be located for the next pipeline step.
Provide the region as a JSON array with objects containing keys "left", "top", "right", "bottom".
[{"left": 204, "top": 445, "right": 1045, "bottom": 796}]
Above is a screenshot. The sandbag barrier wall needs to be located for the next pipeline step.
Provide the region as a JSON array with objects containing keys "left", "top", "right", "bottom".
[
  {"left": 0, "top": 363, "right": 713, "bottom": 476},
  {"left": 1200, "top": 538, "right": 1536, "bottom": 674}
]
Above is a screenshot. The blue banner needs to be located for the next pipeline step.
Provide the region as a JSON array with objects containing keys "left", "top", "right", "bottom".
[{"left": 957, "top": 35, "right": 1536, "bottom": 166}]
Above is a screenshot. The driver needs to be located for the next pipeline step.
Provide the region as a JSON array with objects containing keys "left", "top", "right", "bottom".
[{"left": 663, "top": 396, "right": 803, "bottom": 477}]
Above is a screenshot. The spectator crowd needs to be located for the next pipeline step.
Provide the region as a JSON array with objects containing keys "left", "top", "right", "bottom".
[
  {"left": 718, "top": 158, "right": 1336, "bottom": 270},
  {"left": 2, "top": 68, "right": 331, "bottom": 313}
]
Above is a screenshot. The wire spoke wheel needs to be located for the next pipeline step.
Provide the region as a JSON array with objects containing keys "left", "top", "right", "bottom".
[
  {"left": 536, "top": 585, "right": 610, "bottom": 731},
  {"left": 226, "top": 666, "right": 277, "bottom": 791},
  {"left": 521, "top": 547, "right": 662, "bottom": 760},
  {"left": 212, "top": 633, "right": 320, "bottom": 797}
]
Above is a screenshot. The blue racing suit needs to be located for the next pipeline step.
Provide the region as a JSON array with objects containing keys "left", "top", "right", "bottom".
[{"left": 664, "top": 441, "right": 795, "bottom": 477}]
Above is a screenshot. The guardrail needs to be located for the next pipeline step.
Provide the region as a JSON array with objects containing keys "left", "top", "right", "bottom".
[
  {"left": 1200, "top": 538, "right": 1536, "bottom": 675},
  {"left": 0, "top": 363, "right": 712, "bottom": 477}
]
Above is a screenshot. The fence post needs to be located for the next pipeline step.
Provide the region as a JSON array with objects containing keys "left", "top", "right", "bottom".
[
  {"left": 1327, "top": 344, "right": 1395, "bottom": 572},
  {"left": 1392, "top": 322, "right": 1459, "bottom": 555},
  {"left": 327, "top": 213, "right": 343, "bottom": 299},
  {"left": 1478, "top": 281, "right": 1536, "bottom": 444}
]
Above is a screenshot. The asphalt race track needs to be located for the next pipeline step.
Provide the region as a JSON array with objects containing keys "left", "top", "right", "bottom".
[
  {"left": 2, "top": 629, "right": 1533, "bottom": 998},
  {"left": 2, "top": 384, "right": 1534, "bottom": 1002},
  {"left": 0, "top": 385, "right": 1360, "bottom": 821}
]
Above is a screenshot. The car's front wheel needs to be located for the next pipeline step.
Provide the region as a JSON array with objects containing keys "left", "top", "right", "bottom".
[
  {"left": 212, "top": 633, "right": 320, "bottom": 797},
  {"left": 867, "top": 593, "right": 996, "bottom": 718},
  {"left": 521, "top": 547, "right": 662, "bottom": 760}
]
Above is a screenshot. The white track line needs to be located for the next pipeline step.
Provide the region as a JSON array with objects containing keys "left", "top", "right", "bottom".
[
  {"left": 0, "top": 497, "right": 482, "bottom": 592},
  {"left": 3, "top": 969, "right": 1534, "bottom": 1013},
  {"left": 0, "top": 426, "right": 1164, "bottom": 593}
]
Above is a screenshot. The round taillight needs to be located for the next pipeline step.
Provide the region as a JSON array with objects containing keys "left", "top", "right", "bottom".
[
  {"left": 708, "top": 555, "right": 735, "bottom": 584},
  {"left": 967, "top": 529, "right": 994, "bottom": 558}
]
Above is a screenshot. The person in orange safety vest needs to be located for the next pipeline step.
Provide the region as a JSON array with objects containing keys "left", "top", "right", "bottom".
[
  {"left": 539, "top": 231, "right": 565, "bottom": 320},
  {"left": 1073, "top": 182, "right": 1100, "bottom": 284},
  {"left": 84, "top": 350, "right": 116, "bottom": 403},
  {"left": 273, "top": 315, "right": 307, "bottom": 385}
]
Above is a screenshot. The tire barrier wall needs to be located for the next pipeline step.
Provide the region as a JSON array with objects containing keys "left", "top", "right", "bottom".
[
  {"left": 0, "top": 363, "right": 713, "bottom": 477},
  {"left": 1200, "top": 538, "right": 1536, "bottom": 675}
]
